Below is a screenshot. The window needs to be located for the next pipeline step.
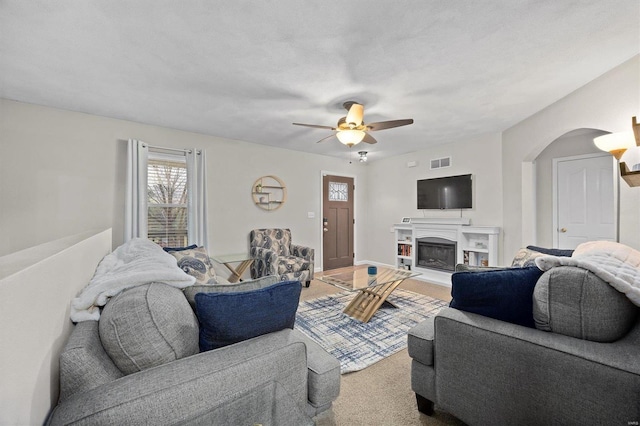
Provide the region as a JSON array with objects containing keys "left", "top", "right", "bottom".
[
  {"left": 328, "top": 181, "right": 349, "bottom": 201},
  {"left": 147, "top": 153, "right": 188, "bottom": 247},
  {"left": 125, "top": 139, "right": 208, "bottom": 249}
]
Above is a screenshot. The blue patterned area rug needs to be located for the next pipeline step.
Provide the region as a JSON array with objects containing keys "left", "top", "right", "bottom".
[{"left": 295, "top": 289, "right": 448, "bottom": 374}]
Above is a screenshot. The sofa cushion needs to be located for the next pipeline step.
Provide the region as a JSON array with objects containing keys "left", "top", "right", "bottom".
[
  {"left": 251, "top": 228, "right": 292, "bottom": 256},
  {"left": 99, "top": 283, "right": 199, "bottom": 374},
  {"left": 195, "top": 281, "right": 302, "bottom": 351},
  {"left": 183, "top": 275, "right": 279, "bottom": 310},
  {"left": 533, "top": 266, "right": 638, "bottom": 342},
  {"left": 169, "top": 246, "right": 218, "bottom": 284},
  {"left": 276, "top": 255, "right": 311, "bottom": 275},
  {"left": 450, "top": 266, "right": 544, "bottom": 328}
]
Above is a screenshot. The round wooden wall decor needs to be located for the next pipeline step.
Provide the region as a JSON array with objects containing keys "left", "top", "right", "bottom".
[{"left": 252, "top": 175, "right": 287, "bottom": 211}]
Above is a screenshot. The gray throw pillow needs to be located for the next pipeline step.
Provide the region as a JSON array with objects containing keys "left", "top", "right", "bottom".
[
  {"left": 533, "top": 266, "right": 638, "bottom": 342},
  {"left": 99, "top": 283, "right": 199, "bottom": 374},
  {"left": 183, "top": 275, "right": 279, "bottom": 310}
]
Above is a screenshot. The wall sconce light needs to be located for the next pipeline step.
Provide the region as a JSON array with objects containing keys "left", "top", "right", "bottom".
[
  {"left": 358, "top": 151, "right": 368, "bottom": 162},
  {"left": 593, "top": 116, "right": 640, "bottom": 187}
]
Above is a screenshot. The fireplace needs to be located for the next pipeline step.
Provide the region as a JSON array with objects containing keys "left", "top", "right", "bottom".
[{"left": 416, "top": 237, "right": 457, "bottom": 272}]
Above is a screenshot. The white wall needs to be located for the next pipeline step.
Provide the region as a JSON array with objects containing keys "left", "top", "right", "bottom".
[
  {"left": 0, "top": 99, "right": 369, "bottom": 268},
  {"left": 2, "top": 56, "right": 638, "bottom": 269},
  {"left": 0, "top": 100, "right": 118, "bottom": 256},
  {"left": 502, "top": 55, "right": 640, "bottom": 264},
  {"left": 0, "top": 229, "right": 112, "bottom": 425},
  {"left": 363, "top": 133, "right": 503, "bottom": 266}
]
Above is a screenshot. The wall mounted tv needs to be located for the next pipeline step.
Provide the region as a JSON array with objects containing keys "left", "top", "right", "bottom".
[{"left": 417, "top": 174, "right": 473, "bottom": 209}]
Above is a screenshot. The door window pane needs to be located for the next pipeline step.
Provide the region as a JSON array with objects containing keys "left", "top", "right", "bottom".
[{"left": 329, "top": 182, "right": 348, "bottom": 202}]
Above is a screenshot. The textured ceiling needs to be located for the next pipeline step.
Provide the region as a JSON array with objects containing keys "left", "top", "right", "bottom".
[{"left": 1, "top": 1, "right": 639, "bottom": 161}]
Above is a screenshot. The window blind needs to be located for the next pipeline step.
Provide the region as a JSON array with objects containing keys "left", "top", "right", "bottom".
[{"left": 147, "top": 154, "right": 188, "bottom": 248}]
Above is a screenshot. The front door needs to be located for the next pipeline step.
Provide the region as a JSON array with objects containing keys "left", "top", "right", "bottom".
[
  {"left": 556, "top": 154, "right": 616, "bottom": 248},
  {"left": 322, "top": 175, "right": 354, "bottom": 270}
]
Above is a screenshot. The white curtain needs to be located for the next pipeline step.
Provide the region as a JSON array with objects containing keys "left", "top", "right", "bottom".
[
  {"left": 124, "top": 139, "right": 149, "bottom": 242},
  {"left": 186, "top": 149, "right": 209, "bottom": 249}
]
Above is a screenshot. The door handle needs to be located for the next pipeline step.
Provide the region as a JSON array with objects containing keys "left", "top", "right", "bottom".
[
  {"left": 323, "top": 227, "right": 328, "bottom": 232},
  {"left": 559, "top": 228, "right": 567, "bottom": 233}
]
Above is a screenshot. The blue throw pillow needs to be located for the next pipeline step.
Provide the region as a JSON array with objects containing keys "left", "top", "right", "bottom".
[
  {"left": 162, "top": 244, "right": 197, "bottom": 252},
  {"left": 195, "top": 280, "right": 302, "bottom": 351},
  {"left": 450, "top": 266, "right": 544, "bottom": 328},
  {"left": 526, "top": 245, "right": 574, "bottom": 257}
]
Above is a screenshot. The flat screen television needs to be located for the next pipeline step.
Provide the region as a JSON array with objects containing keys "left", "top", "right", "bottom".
[{"left": 417, "top": 174, "right": 473, "bottom": 209}]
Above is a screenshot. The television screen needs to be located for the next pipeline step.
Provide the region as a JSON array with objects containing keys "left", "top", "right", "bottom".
[{"left": 417, "top": 174, "right": 473, "bottom": 209}]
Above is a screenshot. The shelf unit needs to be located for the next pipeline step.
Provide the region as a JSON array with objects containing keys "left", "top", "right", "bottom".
[
  {"left": 393, "top": 222, "right": 501, "bottom": 273},
  {"left": 458, "top": 226, "right": 500, "bottom": 267},
  {"left": 252, "top": 175, "right": 287, "bottom": 211},
  {"left": 394, "top": 224, "right": 413, "bottom": 271}
]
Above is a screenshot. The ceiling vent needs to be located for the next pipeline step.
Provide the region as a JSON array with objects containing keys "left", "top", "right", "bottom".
[{"left": 430, "top": 157, "right": 451, "bottom": 169}]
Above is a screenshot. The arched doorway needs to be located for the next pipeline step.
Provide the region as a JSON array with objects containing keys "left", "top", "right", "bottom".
[{"left": 533, "top": 128, "right": 617, "bottom": 248}]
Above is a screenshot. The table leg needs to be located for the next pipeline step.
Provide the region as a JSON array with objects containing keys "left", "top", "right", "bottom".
[
  {"left": 222, "top": 259, "right": 254, "bottom": 283},
  {"left": 342, "top": 279, "right": 404, "bottom": 323}
]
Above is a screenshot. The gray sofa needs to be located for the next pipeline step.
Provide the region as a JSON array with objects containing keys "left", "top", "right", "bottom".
[
  {"left": 409, "top": 264, "right": 640, "bottom": 425},
  {"left": 47, "top": 277, "right": 340, "bottom": 425}
]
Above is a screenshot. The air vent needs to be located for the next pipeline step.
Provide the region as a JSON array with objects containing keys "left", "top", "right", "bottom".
[{"left": 430, "top": 157, "right": 451, "bottom": 169}]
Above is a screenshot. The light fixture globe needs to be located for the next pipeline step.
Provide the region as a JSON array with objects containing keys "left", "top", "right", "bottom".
[
  {"left": 336, "top": 129, "right": 365, "bottom": 147},
  {"left": 593, "top": 131, "right": 636, "bottom": 160}
]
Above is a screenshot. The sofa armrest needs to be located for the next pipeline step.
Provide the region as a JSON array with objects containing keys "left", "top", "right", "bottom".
[
  {"left": 407, "top": 316, "right": 435, "bottom": 366},
  {"left": 291, "top": 244, "right": 314, "bottom": 262},
  {"left": 48, "top": 330, "right": 310, "bottom": 425},
  {"left": 431, "top": 307, "right": 640, "bottom": 425},
  {"left": 288, "top": 330, "right": 340, "bottom": 413},
  {"left": 436, "top": 307, "right": 640, "bottom": 373}
]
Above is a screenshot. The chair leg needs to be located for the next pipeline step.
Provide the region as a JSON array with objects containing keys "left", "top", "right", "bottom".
[
  {"left": 415, "top": 393, "right": 434, "bottom": 416},
  {"left": 305, "top": 280, "right": 311, "bottom": 288}
]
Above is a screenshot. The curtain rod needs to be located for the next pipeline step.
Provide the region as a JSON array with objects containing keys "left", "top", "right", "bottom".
[{"left": 144, "top": 144, "right": 201, "bottom": 155}]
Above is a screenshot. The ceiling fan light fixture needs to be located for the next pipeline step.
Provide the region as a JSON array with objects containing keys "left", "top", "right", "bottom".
[
  {"left": 346, "top": 103, "right": 364, "bottom": 127},
  {"left": 337, "top": 129, "right": 365, "bottom": 147}
]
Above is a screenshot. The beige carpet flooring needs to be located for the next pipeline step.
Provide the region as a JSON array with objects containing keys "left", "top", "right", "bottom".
[{"left": 302, "top": 266, "right": 466, "bottom": 426}]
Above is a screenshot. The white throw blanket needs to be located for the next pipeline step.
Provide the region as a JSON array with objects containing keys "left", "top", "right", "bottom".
[
  {"left": 535, "top": 241, "right": 640, "bottom": 307},
  {"left": 71, "top": 238, "right": 196, "bottom": 322}
]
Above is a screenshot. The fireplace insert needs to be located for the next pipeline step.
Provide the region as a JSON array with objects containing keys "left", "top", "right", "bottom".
[{"left": 416, "top": 237, "right": 456, "bottom": 272}]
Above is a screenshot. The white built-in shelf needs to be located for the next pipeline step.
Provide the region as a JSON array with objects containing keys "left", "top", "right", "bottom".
[{"left": 393, "top": 220, "right": 501, "bottom": 285}]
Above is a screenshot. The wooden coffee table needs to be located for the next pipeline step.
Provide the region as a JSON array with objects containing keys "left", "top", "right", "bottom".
[{"left": 318, "top": 266, "right": 421, "bottom": 322}]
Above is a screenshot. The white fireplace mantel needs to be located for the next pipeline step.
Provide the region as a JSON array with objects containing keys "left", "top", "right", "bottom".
[{"left": 393, "top": 219, "right": 500, "bottom": 286}]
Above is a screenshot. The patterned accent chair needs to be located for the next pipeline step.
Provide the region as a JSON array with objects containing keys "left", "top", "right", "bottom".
[{"left": 250, "top": 229, "right": 314, "bottom": 287}]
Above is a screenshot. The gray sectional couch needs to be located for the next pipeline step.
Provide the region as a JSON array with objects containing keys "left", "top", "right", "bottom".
[
  {"left": 47, "top": 277, "right": 340, "bottom": 425},
  {"left": 409, "top": 263, "right": 640, "bottom": 425}
]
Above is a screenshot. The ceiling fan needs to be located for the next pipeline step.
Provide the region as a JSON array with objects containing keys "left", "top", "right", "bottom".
[{"left": 293, "top": 101, "right": 414, "bottom": 147}]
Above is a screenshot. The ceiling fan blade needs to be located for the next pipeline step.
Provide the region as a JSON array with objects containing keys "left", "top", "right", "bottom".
[
  {"left": 366, "top": 119, "right": 414, "bottom": 131},
  {"left": 293, "top": 122, "right": 336, "bottom": 130},
  {"left": 362, "top": 133, "right": 377, "bottom": 144},
  {"left": 346, "top": 103, "right": 364, "bottom": 126},
  {"left": 315, "top": 134, "right": 336, "bottom": 144}
]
